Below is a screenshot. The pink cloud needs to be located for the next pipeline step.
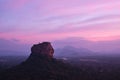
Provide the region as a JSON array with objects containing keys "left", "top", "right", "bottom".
[
  {"left": 1, "top": 0, "right": 120, "bottom": 43},
  {"left": 41, "top": 1, "right": 120, "bottom": 18},
  {"left": 1, "top": 24, "right": 120, "bottom": 43}
]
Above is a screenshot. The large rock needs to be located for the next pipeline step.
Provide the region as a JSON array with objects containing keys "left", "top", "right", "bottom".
[
  {"left": 29, "top": 42, "right": 54, "bottom": 60},
  {"left": 0, "top": 42, "right": 81, "bottom": 80}
]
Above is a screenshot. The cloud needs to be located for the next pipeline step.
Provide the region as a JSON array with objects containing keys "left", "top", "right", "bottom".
[
  {"left": 0, "top": 0, "right": 120, "bottom": 42},
  {"left": 41, "top": 0, "right": 120, "bottom": 19}
]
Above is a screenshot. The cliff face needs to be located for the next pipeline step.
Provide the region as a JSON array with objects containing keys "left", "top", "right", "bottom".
[
  {"left": 26, "top": 42, "right": 54, "bottom": 62},
  {"left": 31, "top": 42, "right": 54, "bottom": 58}
]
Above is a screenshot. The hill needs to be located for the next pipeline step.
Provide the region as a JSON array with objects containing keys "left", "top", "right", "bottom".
[{"left": 0, "top": 42, "right": 80, "bottom": 80}]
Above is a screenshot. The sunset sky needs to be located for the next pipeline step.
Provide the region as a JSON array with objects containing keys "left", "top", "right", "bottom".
[{"left": 0, "top": 0, "right": 120, "bottom": 43}]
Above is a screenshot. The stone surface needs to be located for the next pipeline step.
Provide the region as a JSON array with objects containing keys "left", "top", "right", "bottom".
[{"left": 31, "top": 42, "right": 54, "bottom": 58}]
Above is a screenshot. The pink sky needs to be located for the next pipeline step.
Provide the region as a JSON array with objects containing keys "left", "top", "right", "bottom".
[{"left": 0, "top": 0, "right": 120, "bottom": 43}]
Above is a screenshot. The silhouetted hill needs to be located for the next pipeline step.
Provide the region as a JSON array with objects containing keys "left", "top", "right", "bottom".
[{"left": 0, "top": 42, "right": 81, "bottom": 80}]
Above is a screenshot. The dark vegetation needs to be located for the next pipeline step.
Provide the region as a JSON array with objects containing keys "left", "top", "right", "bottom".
[
  {"left": 0, "top": 55, "right": 80, "bottom": 80},
  {"left": 0, "top": 56, "right": 27, "bottom": 69},
  {"left": 1, "top": 55, "right": 120, "bottom": 80}
]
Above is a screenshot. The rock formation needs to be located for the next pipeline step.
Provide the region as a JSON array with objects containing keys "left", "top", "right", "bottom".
[
  {"left": 31, "top": 42, "right": 54, "bottom": 57},
  {"left": 0, "top": 42, "right": 80, "bottom": 80},
  {"left": 27, "top": 42, "right": 54, "bottom": 62}
]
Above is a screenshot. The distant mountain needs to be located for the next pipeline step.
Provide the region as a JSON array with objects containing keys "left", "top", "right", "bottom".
[
  {"left": 53, "top": 37, "right": 120, "bottom": 53},
  {"left": 54, "top": 46, "right": 95, "bottom": 58}
]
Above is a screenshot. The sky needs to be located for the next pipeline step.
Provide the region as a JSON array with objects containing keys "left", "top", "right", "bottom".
[{"left": 0, "top": 0, "right": 120, "bottom": 44}]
